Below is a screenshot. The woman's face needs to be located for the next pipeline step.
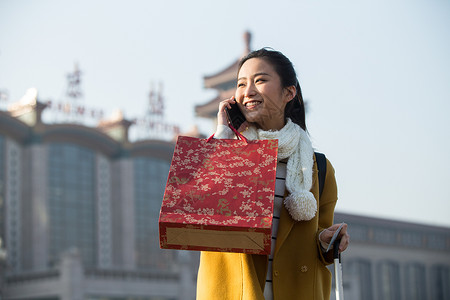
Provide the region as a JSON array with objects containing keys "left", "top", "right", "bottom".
[{"left": 235, "top": 58, "right": 295, "bottom": 131}]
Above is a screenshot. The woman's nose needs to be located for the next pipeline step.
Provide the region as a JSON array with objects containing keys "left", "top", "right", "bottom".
[{"left": 244, "top": 83, "right": 256, "bottom": 97}]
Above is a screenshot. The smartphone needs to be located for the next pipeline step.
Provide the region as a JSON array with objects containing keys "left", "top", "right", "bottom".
[{"left": 225, "top": 102, "right": 246, "bottom": 130}]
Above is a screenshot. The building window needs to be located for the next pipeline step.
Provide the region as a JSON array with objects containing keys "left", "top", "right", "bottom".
[
  {"left": 377, "top": 261, "right": 401, "bottom": 300},
  {"left": 134, "top": 157, "right": 174, "bottom": 270},
  {"left": 347, "top": 259, "right": 373, "bottom": 300},
  {"left": 48, "top": 143, "right": 96, "bottom": 268},
  {"left": 427, "top": 234, "right": 447, "bottom": 251},
  {"left": 348, "top": 224, "right": 369, "bottom": 242},
  {"left": 373, "top": 227, "right": 397, "bottom": 245},
  {"left": 431, "top": 265, "right": 450, "bottom": 300},
  {"left": 404, "top": 263, "right": 426, "bottom": 300},
  {"left": 401, "top": 231, "right": 423, "bottom": 248}
]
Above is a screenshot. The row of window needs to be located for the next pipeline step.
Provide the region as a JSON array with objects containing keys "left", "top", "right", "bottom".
[
  {"left": 0, "top": 136, "right": 4, "bottom": 247},
  {"left": 134, "top": 157, "right": 174, "bottom": 270},
  {"left": 0, "top": 139, "right": 173, "bottom": 271},
  {"left": 48, "top": 144, "right": 97, "bottom": 267},
  {"left": 347, "top": 223, "right": 449, "bottom": 251},
  {"left": 341, "top": 259, "right": 450, "bottom": 300}
]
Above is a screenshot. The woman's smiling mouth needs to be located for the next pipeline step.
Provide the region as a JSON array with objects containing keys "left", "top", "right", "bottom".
[{"left": 244, "top": 100, "right": 262, "bottom": 109}]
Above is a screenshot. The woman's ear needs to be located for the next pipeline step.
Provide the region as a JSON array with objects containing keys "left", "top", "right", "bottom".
[{"left": 284, "top": 85, "right": 297, "bottom": 103}]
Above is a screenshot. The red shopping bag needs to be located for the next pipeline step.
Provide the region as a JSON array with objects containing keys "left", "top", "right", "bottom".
[{"left": 159, "top": 129, "right": 278, "bottom": 254}]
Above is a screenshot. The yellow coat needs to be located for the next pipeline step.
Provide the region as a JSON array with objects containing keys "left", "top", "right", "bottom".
[{"left": 197, "top": 158, "right": 338, "bottom": 300}]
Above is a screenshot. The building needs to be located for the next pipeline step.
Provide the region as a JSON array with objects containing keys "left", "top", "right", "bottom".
[
  {"left": 195, "top": 32, "right": 252, "bottom": 123},
  {"left": 333, "top": 213, "right": 450, "bottom": 300},
  {"left": 0, "top": 89, "right": 198, "bottom": 300}
]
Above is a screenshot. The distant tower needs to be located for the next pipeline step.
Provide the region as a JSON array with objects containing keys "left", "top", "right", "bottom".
[
  {"left": 243, "top": 30, "right": 252, "bottom": 55},
  {"left": 148, "top": 81, "right": 164, "bottom": 117},
  {"left": 49, "top": 62, "right": 92, "bottom": 123},
  {"left": 133, "top": 81, "right": 179, "bottom": 140},
  {"left": 66, "top": 63, "right": 83, "bottom": 99},
  {"left": 195, "top": 31, "right": 253, "bottom": 122}
]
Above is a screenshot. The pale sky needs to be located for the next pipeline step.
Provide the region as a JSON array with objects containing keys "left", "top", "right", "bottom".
[{"left": 1, "top": 0, "right": 449, "bottom": 227}]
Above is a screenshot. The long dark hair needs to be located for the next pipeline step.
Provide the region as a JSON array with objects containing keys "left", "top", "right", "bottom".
[{"left": 238, "top": 48, "right": 307, "bottom": 131}]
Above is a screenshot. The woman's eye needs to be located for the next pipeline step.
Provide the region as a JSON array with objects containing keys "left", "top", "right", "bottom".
[
  {"left": 237, "top": 83, "right": 245, "bottom": 88},
  {"left": 255, "top": 78, "right": 265, "bottom": 83}
]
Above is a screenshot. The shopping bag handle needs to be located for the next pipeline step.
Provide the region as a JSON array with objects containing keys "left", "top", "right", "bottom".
[{"left": 206, "top": 124, "right": 248, "bottom": 143}]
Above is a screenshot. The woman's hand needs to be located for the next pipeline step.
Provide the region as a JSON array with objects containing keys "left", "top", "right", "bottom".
[
  {"left": 320, "top": 223, "right": 350, "bottom": 253},
  {"left": 217, "top": 96, "right": 249, "bottom": 132},
  {"left": 217, "top": 96, "right": 237, "bottom": 126}
]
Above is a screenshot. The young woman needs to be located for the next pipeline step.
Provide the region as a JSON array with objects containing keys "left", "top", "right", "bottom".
[{"left": 196, "top": 48, "right": 350, "bottom": 300}]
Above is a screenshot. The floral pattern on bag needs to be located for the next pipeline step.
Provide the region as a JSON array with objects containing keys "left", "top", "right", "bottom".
[{"left": 159, "top": 135, "right": 278, "bottom": 254}]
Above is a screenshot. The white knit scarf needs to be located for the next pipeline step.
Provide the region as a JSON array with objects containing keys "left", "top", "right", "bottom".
[{"left": 242, "top": 118, "right": 317, "bottom": 221}]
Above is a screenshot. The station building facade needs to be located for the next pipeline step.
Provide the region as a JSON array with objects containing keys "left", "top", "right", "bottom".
[{"left": 0, "top": 93, "right": 198, "bottom": 299}]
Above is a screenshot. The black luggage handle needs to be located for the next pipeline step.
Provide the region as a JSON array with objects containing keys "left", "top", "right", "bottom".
[{"left": 333, "top": 239, "right": 341, "bottom": 262}]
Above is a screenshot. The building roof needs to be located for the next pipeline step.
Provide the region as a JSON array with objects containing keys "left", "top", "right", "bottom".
[
  {"left": 0, "top": 110, "right": 31, "bottom": 143},
  {"left": 195, "top": 31, "right": 252, "bottom": 120},
  {"left": 0, "top": 96, "right": 177, "bottom": 158},
  {"left": 203, "top": 60, "right": 240, "bottom": 90},
  {"left": 195, "top": 90, "right": 235, "bottom": 119}
]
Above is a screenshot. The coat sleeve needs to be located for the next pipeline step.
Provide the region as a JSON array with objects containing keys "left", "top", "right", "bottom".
[{"left": 316, "top": 158, "right": 338, "bottom": 264}]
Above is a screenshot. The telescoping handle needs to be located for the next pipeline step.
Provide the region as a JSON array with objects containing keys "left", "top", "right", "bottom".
[
  {"left": 333, "top": 239, "right": 345, "bottom": 300},
  {"left": 333, "top": 239, "right": 341, "bottom": 261}
]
